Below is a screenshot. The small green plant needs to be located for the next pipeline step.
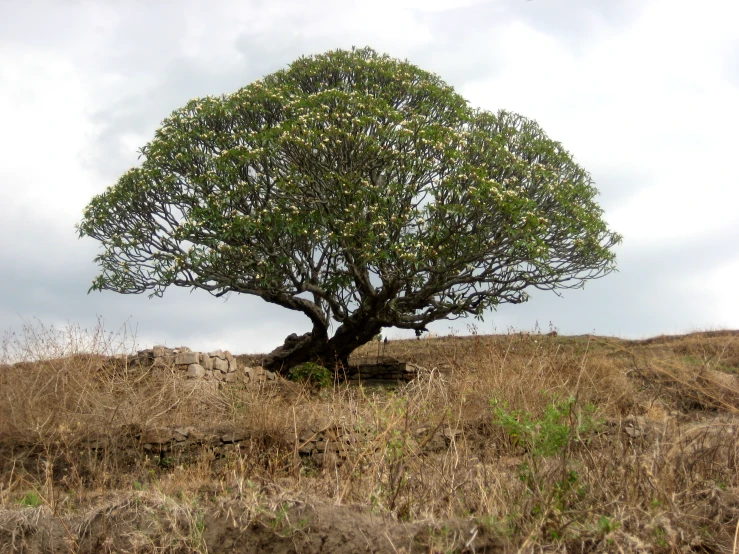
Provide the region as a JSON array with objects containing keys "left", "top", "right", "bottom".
[
  {"left": 155, "top": 455, "right": 174, "bottom": 469},
  {"left": 195, "top": 512, "right": 205, "bottom": 534},
  {"left": 16, "top": 492, "right": 43, "bottom": 508},
  {"left": 288, "top": 362, "right": 333, "bottom": 388},
  {"left": 552, "top": 470, "right": 587, "bottom": 511},
  {"left": 299, "top": 457, "right": 319, "bottom": 478},
  {"left": 266, "top": 504, "right": 309, "bottom": 537},
  {"left": 490, "top": 395, "right": 599, "bottom": 457},
  {"left": 598, "top": 515, "right": 620, "bottom": 534},
  {"left": 477, "top": 514, "right": 517, "bottom": 539},
  {"left": 654, "top": 526, "right": 669, "bottom": 548}
]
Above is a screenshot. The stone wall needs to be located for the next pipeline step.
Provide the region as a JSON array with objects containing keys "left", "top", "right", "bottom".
[
  {"left": 342, "top": 357, "right": 421, "bottom": 385},
  {"left": 106, "top": 345, "right": 277, "bottom": 386},
  {"left": 129, "top": 423, "right": 456, "bottom": 467},
  {"left": 106, "top": 348, "right": 421, "bottom": 386}
]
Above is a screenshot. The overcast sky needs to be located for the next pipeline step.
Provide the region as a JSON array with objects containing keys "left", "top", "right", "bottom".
[{"left": 1, "top": 0, "right": 738, "bottom": 355}]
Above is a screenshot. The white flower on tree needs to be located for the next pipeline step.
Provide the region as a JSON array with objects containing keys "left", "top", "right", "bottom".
[{"left": 78, "top": 47, "right": 621, "bottom": 374}]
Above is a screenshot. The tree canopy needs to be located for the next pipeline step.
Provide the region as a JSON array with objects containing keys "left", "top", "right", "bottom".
[{"left": 78, "top": 47, "right": 621, "bottom": 373}]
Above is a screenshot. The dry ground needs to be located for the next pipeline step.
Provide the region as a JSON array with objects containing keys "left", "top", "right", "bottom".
[{"left": 0, "top": 322, "right": 737, "bottom": 553}]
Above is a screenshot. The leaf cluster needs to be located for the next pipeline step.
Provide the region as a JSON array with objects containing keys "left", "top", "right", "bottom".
[{"left": 78, "top": 47, "right": 621, "bottom": 337}]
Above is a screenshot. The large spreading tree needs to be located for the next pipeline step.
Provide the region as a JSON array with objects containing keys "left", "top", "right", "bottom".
[{"left": 79, "top": 47, "right": 621, "bottom": 374}]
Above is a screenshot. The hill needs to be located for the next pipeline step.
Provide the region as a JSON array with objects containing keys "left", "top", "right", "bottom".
[{"left": 1, "top": 326, "right": 737, "bottom": 552}]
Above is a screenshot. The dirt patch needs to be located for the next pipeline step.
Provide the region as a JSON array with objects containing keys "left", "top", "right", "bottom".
[{"left": 0, "top": 498, "right": 506, "bottom": 554}]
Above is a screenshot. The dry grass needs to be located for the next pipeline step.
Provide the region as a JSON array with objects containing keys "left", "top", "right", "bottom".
[{"left": 1, "top": 320, "right": 737, "bottom": 553}]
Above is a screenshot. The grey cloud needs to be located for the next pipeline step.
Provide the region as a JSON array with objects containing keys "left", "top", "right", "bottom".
[
  {"left": 462, "top": 222, "right": 739, "bottom": 338},
  {"left": 503, "top": 0, "right": 644, "bottom": 54},
  {"left": 724, "top": 43, "right": 739, "bottom": 87},
  {"left": 399, "top": 0, "right": 645, "bottom": 95},
  {"left": 3, "top": 0, "right": 736, "bottom": 356},
  {"left": 85, "top": 57, "right": 262, "bottom": 182},
  {"left": 0, "top": 210, "right": 309, "bottom": 354},
  {"left": 2, "top": 199, "right": 736, "bottom": 355},
  {"left": 589, "top": 167, "right": 655, "bottom": 214}
]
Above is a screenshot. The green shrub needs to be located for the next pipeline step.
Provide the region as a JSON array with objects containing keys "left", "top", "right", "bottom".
[
  {"left": 490, "top": 396, "right": 599, "bottom": 457},
  {"left": 288, "top": 362, "right": 333, "bottom": 388},
  {"left": 16, "top": 492, "right": 43, "bottom": 508}
]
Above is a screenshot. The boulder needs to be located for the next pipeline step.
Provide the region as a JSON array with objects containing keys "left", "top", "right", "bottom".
[
  {"left": 186, "top": 364, "right": 206, "bottom": 379},
  {"left": 175, "top": 352, "right": 200, "bottom": 366},
  {"left": 213, "top": 358, "right": 229, "bottom": 372}
]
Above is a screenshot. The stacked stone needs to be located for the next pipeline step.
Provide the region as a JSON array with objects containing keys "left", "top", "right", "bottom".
[
  {"left": 172, "top": 348, "right": 240, "bottom": 382},
  {"left": 296, "top": 424, "right": 455, "bottom": 465},
  {"left": 297, "top": 425, "right": 369, "bottom": 464},
  {"left": 83, "top": 423, "right": 456, "bottom": 467},
  {"left": 107, "top": 347, "right": 422, "bottom": 386},
  {"left": 343, "top": 358, "right": 420, "bottom": 385},
  {"left": 243, "top": 365, "right": 277, "bottom": 385},
  {"left": 106, "top": 346, "right": 277, "bottom": 385}
]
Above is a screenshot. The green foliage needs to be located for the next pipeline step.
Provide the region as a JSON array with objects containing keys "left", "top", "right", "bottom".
[
  {"left": 79, "top": 46, "right": 621, "bottom": 355},
  {"left": 288, "top": 362, "right": 333, "bottom": 388},
  {"left": 16, "top": 492, "right": 43, "bottom": 508},
  {"left": 597, "top": 515, "right": 620, "bottom": 534},
  {"left": 263, "top": 503, "right": 309, "bottom": 537},
  {"left": 490, "top": 396, "right": 599, "bottom": 457}
]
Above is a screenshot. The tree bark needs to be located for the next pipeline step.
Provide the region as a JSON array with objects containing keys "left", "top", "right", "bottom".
[
  {"left": 262, "top": 320, "right": 383, "bottom": 375},
  {"left": 261, "top": 331, "right": 320, "bottom": 374}
]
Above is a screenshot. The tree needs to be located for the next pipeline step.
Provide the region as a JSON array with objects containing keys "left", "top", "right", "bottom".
[{"left": 78, "top": 47, "right": 622, "bottom": 374}]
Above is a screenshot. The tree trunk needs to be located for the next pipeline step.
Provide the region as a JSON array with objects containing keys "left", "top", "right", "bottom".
[
  {"left": 261, "top": 331, "right": 320, "bottom": 374},
  {"left": 262, "top": 320, "right": 382, "bottom": 375}
]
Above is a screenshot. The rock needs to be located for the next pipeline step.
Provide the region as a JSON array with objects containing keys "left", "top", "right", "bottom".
[
  {"left": 141, "top": 428, "right": 174, "bottom": 445},
  {"left": 298, "top": 442, "right": 316, "bottom": 455},
  {"left": 221, "top": 431, "right": 247, "bottom": 443},
  {"left": 188, "top": 428, "right": 206, "bottom": 441},
  {"left": 174, "top": 427, "right": 194, "bottom": 440},
  {"left": 173, "top": 431, "right": 188, "bottom": 442},
  {"left": 624, "top": 426, "right": 643, "bottom": 438},
  {"left": 151, "top": 356, "right": 171, "bottom": 369},
  {"left": 175, "top": 352, "right": 199, "bottom": 366},
  {"left": 103, "top": 344, "right": 304, "bottom": 385},
  {"left": 200, "top": 355, "right": 214, "bottom": 371},
  {"left": 152, "top": 345, "right": 167, "bottom": 356},
  {"left": 186, "top": 364, "right": 206, "bottom": 379}
]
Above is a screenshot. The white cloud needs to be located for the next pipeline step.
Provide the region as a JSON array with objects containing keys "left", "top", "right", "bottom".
[
  {"left": 679, "top": 258, "right": 739, "bottom": 331},
  {"left": 0, "top": 49, "right": 100, "bottom": 220},
  {"left": 462, "top": 1, "right": 739, "bottom": 244}
]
